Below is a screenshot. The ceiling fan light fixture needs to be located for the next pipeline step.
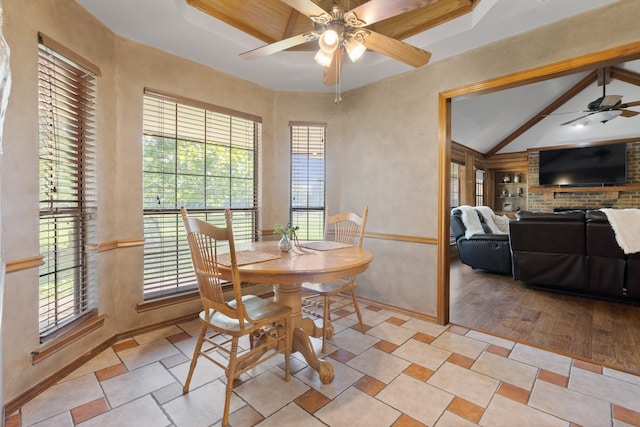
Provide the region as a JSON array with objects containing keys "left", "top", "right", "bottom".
[
  {"left": 314, "top": 49, "right": 334, "bottom": 67},
  {"left": 318, "top": 29, "right": 339, "bottom": 53},
  {"left": 591, "top": 109, "right": 623, "bottom": 124},
  {"left": 344, "top": 37, "right": 366, "bottom": 62}
]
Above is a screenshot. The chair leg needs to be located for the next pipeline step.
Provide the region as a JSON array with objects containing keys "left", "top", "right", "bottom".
[
  {"left": 183, "top": 322, "right": 207, "bottom": 393},
  {"left": 222, "top": 337, "right": 240, "bottom": 427},
  {"left": 350, "top": 289, "right": 365, "bottom": 333},
  {"left": 322, "top": 294, "right": 330, "bottom": 353},
  {"left": 284, "top": 318, "right": 291, "bottom": 382}
]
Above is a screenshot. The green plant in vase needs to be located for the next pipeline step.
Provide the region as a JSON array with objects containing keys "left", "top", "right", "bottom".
[{"left": 274, "top": 223, "right": 298, "bottom": 252}]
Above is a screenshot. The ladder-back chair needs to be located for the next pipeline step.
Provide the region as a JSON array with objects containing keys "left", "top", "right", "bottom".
[
  {"left": 181, "top": 207, "right": 292, "bottom": 427},
  {"left": 301, "top": 206, "right": 368, "bottom": 353}
]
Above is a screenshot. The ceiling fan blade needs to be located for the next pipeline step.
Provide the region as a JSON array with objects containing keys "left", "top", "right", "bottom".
[
  {"left": 364, "top": 31, "right": 431, "bottom": 68},
  {"left": 560, "top": 112, "right": 595, "bottom": 126},
  {"left": 350, "top": 0, "right": 437, "bottom": 26},
  {"left": 323, "top": 49, "right": 343, "bottom": 87},
  {"left": 622, "top": 100, "right": 640, "bottom": 107},
  {"left": 543, "top": 110, "right": 588, "bottom": 116},
  {"left": 278, "top": 0, "right": 327, "bottom": 19},
  {"left": 620, "top": 109, "right": 640, "bottom": 118},
  {"left": 240, "top": 32, "right": 318, "bottom": 60}
]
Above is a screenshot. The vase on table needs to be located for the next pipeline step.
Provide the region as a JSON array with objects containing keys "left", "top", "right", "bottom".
[{"left": 278, "top": 234, "right": 291, "bottom": 252}]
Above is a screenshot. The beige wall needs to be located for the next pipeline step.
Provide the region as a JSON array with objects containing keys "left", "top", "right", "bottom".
[
  {"left": 338, "top": 0, "right": 640, "bottom": 314},
  {"left": 0, "top": 0, "right": 342, "bottom": 404},
  {"left": 2, "top": 0, "right": 640, "bottom": 406}
]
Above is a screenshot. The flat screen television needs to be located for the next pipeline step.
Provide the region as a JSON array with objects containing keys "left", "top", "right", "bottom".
[{"left": 538, "top": 143, "right": 627, "bottom": 187}]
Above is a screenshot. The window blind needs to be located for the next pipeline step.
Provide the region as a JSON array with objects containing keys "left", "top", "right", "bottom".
[
  {"left": 142, "top": 92, "right": 260, "bottom": 298},
  {"left": 38, "top": 39, "right": 98, "bottom": 337},
  {"left": 450, "top": 162, "right": 461, "bottom": 208},
  {"left": 290, "top": 124, "right": 326, "bottom": 240},
  {"left": 475, "top": 169, "right": 485, "bottom": 206}
]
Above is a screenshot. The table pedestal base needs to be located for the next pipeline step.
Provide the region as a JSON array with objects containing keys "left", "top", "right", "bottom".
[
  {"left": 293, "top": 319, "right": 334, "bottom": 384},
  {"left": 274, "top": 284, "right": 335, "bottom": 384}
]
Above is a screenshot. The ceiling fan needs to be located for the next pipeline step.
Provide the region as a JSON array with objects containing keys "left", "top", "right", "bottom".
[
  {"left": 560, "top": 71, "right": 640, "bottom": 126},
  {"left": 239, "top": 0, "right": 434, "bottom": 88}
]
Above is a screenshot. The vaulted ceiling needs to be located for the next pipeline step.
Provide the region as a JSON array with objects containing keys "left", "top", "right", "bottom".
[{"left": 452, "top": 61, "right": 640, "bottom": 155}]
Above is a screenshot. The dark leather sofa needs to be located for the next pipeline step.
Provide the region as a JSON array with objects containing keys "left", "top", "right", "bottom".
[
  {"left": 510, "top": 210, "right": 638, "bottom": 300},
  {"left": 585, "top": 210, "right": 626, "bottom": 297},
  {"left": 451, "top": 208, "right": 512, "bottom": 275}
]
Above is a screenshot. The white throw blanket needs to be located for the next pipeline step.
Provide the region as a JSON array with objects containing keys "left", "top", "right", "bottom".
[
  {"left": 456, "top": 205, "right": 485, "bottom": 239},
  {"left": 475, "top": 206, "right": 508, "bottom": 235},
  {"left": 600, "top": 208, "right": 640, "bottom": 254}
]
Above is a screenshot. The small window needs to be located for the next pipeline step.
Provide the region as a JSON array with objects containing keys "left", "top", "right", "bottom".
[
  {"left": 475, "top": 169, "right": 485, "bottom": 206},
  {"left": 290, "top": 124, "right": 326, "bottom": 240},
  {"left": 450, "top": 162, "right": 461, "bottom": 208}
]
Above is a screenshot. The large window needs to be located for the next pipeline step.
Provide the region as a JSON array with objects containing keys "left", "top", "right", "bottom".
[
  {"left": 142, "top": 90, "right": 261, "bottom": 298},
  {"left": 38, "top": 36, "right": 98, "bottom": 337},
  {"left": 290, "top": 123, "right": 326, "bottom": 240}
]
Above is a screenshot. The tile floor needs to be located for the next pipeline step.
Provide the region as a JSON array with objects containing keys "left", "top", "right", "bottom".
[{"left": 6, "top": 299, "right": 640, "bottom": 427}]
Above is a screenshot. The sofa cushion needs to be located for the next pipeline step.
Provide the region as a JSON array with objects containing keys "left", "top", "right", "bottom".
[
  {"left": 586, "top": 210, "right": 624, "bottom": 258},
  {"left": 516, "top": 210, "right": 585, "bottom": 222},
  {"left": 509, "top": 216, "right": 585, "bottom": 255}
]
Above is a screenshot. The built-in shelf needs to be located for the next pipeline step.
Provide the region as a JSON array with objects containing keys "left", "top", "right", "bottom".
[{"left": 493, "top": 170, "right": 527, "bottom": 214}]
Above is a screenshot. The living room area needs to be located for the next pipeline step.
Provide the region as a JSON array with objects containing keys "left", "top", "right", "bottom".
[{"left": 449, "top": 137, "right": 640, "bottom": 378}]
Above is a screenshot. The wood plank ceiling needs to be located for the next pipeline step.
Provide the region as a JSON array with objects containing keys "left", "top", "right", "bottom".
[
  {"left": 185, "top": 1, "right": 640, "bottom": 155},
  {"left": 186, "top": 0, "right": 480, "bottom": 50}
]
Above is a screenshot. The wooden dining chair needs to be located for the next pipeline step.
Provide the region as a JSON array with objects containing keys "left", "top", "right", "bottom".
[
  {"left": 301, "top": 206, "right": 368, "bottom": 353},
  {"left": 181, "top": 207, "right": 292, "bottom": 427}
]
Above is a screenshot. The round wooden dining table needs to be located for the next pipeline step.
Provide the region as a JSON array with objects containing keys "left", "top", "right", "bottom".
[{"left": 216, "top": 240, "right": 374, "bottom": 384}]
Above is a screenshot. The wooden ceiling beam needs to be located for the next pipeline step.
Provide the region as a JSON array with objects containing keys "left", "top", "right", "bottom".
[
  {"left": 610, "top": 66, "right": 640, "bottom": 86},
  {"left": 485, "top": 70, "right": 598, "bottom": 158}
]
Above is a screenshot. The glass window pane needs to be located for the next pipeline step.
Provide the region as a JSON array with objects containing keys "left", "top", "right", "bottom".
[
  {"left": 38, "top": 41, "right": 97, "bottom": 337},
  {"left": 290, "top": 125, "right": 326, "bottom": 240},
  {"left": 142, "top": 93, "right": 260, "bottom": 298}
]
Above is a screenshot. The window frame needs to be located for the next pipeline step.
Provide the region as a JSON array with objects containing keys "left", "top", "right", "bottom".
[
  {"left": 475, "top": 168, "right": 485, "bottom": 206},
  {"left": 141, "top": 89, "right": 261, "bottom": 300},
  {"left": 450, "top": 161, "right": 461, "bottom": 208},
  {"left": 289, "top": 122, "right": 326, "bottom": 240},
  {"left": 37, "top": 34, "right": 99, "bottom": 339}
]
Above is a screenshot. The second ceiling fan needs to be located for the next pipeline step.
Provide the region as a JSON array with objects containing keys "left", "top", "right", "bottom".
[
  {"left": 240, "top": 0, "right": 434, "bottom": 87},
  {"left": 560, "top": 68, "right": 640, "bottom": 126}
]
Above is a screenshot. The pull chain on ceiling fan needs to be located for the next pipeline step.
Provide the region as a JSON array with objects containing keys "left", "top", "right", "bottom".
[{"left": 240, "top": 0, "right": 434, "bottom": 93}]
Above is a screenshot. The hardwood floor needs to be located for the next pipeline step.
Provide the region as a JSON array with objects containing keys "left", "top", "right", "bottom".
[{"left": 450, "top": 258, "right": 640, "bottom": 375}]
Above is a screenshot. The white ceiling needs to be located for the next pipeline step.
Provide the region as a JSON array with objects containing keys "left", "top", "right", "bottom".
[
  {"left": 452, "top": 61, "right": 640, "bottom": 153},
  {"left": 75, "top": 0, "right": 618, "bottom": 92},
  {"left": 75, "top": 0, "right": 639, "bottom": 153}
]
